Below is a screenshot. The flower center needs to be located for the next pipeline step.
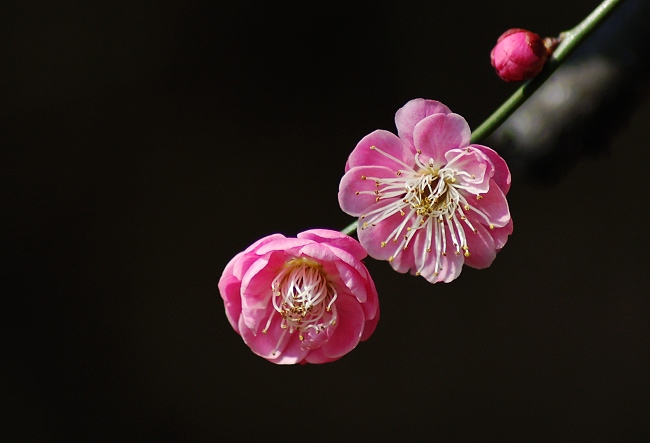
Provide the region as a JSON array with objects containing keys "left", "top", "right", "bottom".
[
  {"left": 262, "top": 258, "right": 337, "bottom": 351},
  {"left": 405, "top": 168, "right": 458, "bottom": 218},
  {"left": 356, "top": 147, "right": 494, "bottom": 278}
]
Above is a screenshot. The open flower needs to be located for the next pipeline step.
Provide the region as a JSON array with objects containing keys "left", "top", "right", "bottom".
[
  {"left": 339, "top": 99, "right": 512, "bottom": 283},
  {"left": 219, "top": 229, "right": 379, "bottom": 364}
]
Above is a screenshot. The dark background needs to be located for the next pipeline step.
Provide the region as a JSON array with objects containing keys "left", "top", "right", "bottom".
[{"left": 3, "top": 0, "right": 649, "bottom": 440}]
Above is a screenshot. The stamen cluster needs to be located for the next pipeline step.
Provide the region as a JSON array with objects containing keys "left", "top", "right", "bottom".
[{"left": 265, "top": 258, "right": 338, "bottom": 343}]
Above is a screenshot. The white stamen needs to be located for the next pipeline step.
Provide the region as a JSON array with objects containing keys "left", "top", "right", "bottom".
[
  {"left": 265, "top": 258, "right": 338, "bottom": 355},
  {"left": 359, "top": 154, "right": 490, "bottom": 279}
]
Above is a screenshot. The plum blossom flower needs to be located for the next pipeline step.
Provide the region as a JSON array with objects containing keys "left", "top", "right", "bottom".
[
  {"left": 338, "top": 99, "right": 512, "bottom": 283},
  {"left": 219, "top": 229, "right": 379, "bottom": 364}
]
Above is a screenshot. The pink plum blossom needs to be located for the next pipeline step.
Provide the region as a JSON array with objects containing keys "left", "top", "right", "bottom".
[
  {"left": 491, "top": 28, "right": 549, "bottom": 82},
  {"left": 338, "top": 99, "right": 513, "bottom": 283},
  {"left": 219, "top": 229, "right": 379, "bottom": 364}
]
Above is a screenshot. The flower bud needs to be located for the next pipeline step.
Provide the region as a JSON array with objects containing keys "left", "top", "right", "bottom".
[{"left": 490, "top": 28, "right": 550, "bottom": 82}]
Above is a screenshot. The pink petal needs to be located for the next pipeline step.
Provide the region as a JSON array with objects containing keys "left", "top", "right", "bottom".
[
  {"left": 471, "top": 144, "right": 511, "bottom": 194},
  {"left": 254, "top": 237, "right": 314, "bottom": 256},
  {"left": 239, "top": 308, "right": 292, "bottom": 360},
  {"left": 268, "top": 333, "right": 310, "bottom": 365},
  {"left": 240, "top": 252, "right": 286, "bottom": 333},
  {"left": 411, "top": 226, "right": 464, "bottom": 283},
  {"left": 298, "top": 243, "right": 369, "bottom": 305},
  {"left": 297, "top": 229, "right": 367, "bottom": 261},
  {"left": 444, "top": 148, "right": 492, "bottom": 194},
  {"left": 302, "top": 347, "right": 338, "bottom": 364},
  {"left": 220, "top": 251, "right": 243, "bottom": 286},
  {"left": 395, "top": 98, "right": 452, "bottom": 149},
  {"left": 490, "top": 218, "right": 513, "bottom": 250},
  {"left": 471, "top": 179, "right": 511, "bottom": 228},
  {"left": 360, "top": 286, "right": 379, "bottom": 341},
  {"left": 339, "top": 165, "right": 401, "bottom": 216},
  {"left": 463, "top": 222, "right": 497, "bottom": 269},
  {"left": 242, "top": 233, "right": 287, "bottom": 255},
  {"left": 219, "top": 272, "right": 243, "bottom": 333},
  {"left": 360, "top": 305, "right": 379, "bottom": 342},
  {"left": 413, "top": 113, "right": 471, "bottom": 168},
  {"left": 332, "top": 257, "right": 368, "bottom": 303},
  {"left": 231, "top": 234, "right": 286, "bottom": 281},
  {"left": 345, "top": 129, "right": 414, "bottom": 172},
  {"left": 321, "top": 293, "right": 364, "bottom": 359},
  {"left": 357, "top": 211, "right": 407, "bottom": 261},
  {"left": 435, "top": 250, "right": 464, "bottom": 283},
  {"left": 359, "top": 266, "right": 379, "bottom": 323}
]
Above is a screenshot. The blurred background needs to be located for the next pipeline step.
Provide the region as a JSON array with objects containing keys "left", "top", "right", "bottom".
[{"left": 3, "top": 0, "right": 649, "bottom": 440}]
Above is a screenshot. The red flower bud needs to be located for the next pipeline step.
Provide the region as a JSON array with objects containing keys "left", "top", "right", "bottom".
[{"left": 490, "top": 28, "right": 550, "bottom": 82}]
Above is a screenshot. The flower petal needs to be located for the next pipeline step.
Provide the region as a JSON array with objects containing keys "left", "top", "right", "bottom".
[
  {"left": 360, "top": 302, "right": 379, "bottom": 342},
  {"left": 219, "top": 275, "right": 243, "bottom": 333},
  {"left": 413, "top": 113, "right": 471, "bottom": 168},
  {"left": 297, "top": 229, "right": 367, "bottom": 261},
  {"left": 395, "top": 98, "right": 452, "bottom": 149},
  {"left": 345, "top": 129, "right": 414, "bottom": 172},
  {"left": 230, "top": 234, "right": 286, "bottom": 280},
  {"left": 445, "top": 148, "right": 492, "bottom": 194},
  {"left": 471, "top": 144, "right": 511, "bottom": 194},
  {"left": 471, "top": 179, "right": 511, "bottom": 228},
  {"left": 359, "top": 265, "right": 379, "bottom": 323},
  {"left": 268, "top": 333, "right": 310, "bottom": 365},
  {"left": 412, "top": 224, "right": 465, "bottom": 283},
  {"left": 298, "top": 242, "right": 369, "bottom": 305},
  {"left": 254, "top": 237, "right": 314, "bottom": 256},
  {"left": 321, "top": 293, "right": 364, "bottom": 359},
  {"left": 463, "top": 222, "right": 497, "bottom": 269},
  {"left": 240, "top": 252, "right": 286, "bottom": 333},
  {"left": 357, "top": 211, "right": 407, "bottom": 261},
  {"left": 239, "top": 308, "right": 292, "bottom": 360},
  {"left": 490, "top": 218, "right": 513, "bottom": 250},
  {"left": 302, "top": 346, "right": 337, "bottom": 364},
  {"left": 339, "top": 165, "right": 401, "bottom": 216}
]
